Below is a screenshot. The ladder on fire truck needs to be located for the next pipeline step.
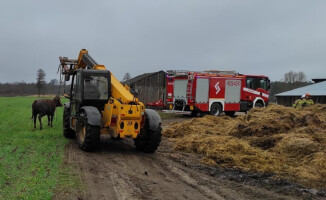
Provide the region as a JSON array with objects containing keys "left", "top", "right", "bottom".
[
  {"left": 203, "top": 70, "right": 237, "bottom": 75},
  {"left": 166, "top": 70, "right": 188, "bottom": 77},
  {"left": 186, "top": 73, "right": 194, "bottom": 103}
]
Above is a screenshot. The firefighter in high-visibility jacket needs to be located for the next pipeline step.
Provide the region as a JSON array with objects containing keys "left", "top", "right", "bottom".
[{"left": 293, "top": 93, "right": 314, "bottom": 108}]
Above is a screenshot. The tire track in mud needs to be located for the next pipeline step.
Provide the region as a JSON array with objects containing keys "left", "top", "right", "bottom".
[
  {"left": 59, "top": 118, "right": 320, "bottom": 200},
  {"left": 65, "top": 139, "right": 223, "bottom": 200}
]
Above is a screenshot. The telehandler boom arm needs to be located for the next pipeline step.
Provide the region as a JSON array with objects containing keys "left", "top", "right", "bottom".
[{"left": 60, "top": 49, "right": 137, "bottom": 104}]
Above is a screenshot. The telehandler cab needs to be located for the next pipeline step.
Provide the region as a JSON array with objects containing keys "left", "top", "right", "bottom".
[{"left": 60, "top": 49, "right": 161, "bottom": 152}]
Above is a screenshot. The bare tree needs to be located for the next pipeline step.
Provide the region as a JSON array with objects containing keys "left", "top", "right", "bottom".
[
  {"left": 36, "top": 69, "right": 46, "bottom": 97},
  {"left": 284, "top": 70, "right": 296, "bottom": 83},
  {"left": 283, "top": 70, "right": 307, "bottom": 83},
  {"left": 297, "top": 71, "right": 307, "bottom": 82},
  {"left": 283, "top": 71, "right": 290, "bottom": 83}
]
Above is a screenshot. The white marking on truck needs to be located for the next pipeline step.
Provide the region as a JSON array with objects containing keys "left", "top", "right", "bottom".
[{"left": 215, "top": 82, "right": 220, "bottom": 94}]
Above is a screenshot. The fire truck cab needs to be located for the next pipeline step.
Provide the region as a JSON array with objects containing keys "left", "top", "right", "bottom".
[{"left": 240, "top": 74, "right": 270, "bottom": 110}]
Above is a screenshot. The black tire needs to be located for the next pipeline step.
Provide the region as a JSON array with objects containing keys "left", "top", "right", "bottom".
[
  {"left": 191, "top": 111, "right": 198, "bottom": 117},
  {"left": 210, "top": 103, "right": 222, "bottom": 116},
  {"left": 134, "top": 123, "right": 162, "bottom": 153},
  {"left": 77, "top": 113, "right": 100, "bottom": 152},
  {"left": 63, "top": 107, "right": 75, "bottom": 138},
  {"left": 255, "top": 102, "right": 264, "bottom": 108},
  {"left": 225, "top": 111, "right": 236, "bottom": 117}
]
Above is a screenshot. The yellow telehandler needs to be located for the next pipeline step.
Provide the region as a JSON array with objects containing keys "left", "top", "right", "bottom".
[{"left": 60, "top": 49, "right": 161, "bottom": 152}]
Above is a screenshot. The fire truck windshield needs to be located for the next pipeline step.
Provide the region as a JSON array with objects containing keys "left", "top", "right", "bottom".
[{"left": 246, "top": 77, "right": 268, "bottom": 91}]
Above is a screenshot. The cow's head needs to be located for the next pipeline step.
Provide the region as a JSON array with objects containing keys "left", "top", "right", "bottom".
[{"left": 53, "top": 95, "right": 63, "bottom": 107}]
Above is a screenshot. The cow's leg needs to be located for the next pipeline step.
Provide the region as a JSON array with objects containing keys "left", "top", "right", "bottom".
[
  {"left": 47, "top": 115, "right": 50, "bottom": 126},
  {"left": 50, "top": 115, "right": 53, "bottom": 127},
  {"left": 38, "top": 115, "right": 43, "bottom": 130},
  {"left": 33, "top": 114, "right": 37, "bottom": 129}
]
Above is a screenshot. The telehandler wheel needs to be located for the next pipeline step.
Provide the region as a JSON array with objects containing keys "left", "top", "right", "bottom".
[
  {"left": 63, "top": 107, "right": 75, "bottom": 138},
  {"left": 77, "top": 112, "right": 100, "bottom": 152},
  {"left": 210, "top": 103, "right": 222, "bottom": 116},
  {"left": 134, "top": 124, "right": 162, "bottom": 153}
]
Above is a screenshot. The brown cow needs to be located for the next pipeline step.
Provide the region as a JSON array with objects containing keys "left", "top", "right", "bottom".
[{"left": 32, "top": 95, "right": 62, "bottom": 130}]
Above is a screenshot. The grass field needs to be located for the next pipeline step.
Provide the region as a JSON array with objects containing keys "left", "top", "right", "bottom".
[{"left": 0, "top": 97, "right": 79, "bottom": 199}]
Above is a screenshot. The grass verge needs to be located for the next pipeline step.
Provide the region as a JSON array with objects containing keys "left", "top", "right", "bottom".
[{"left": 0, "top": 97, "right": 81, "bottom": 199}]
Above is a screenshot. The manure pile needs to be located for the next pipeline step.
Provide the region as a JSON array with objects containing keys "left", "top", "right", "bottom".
[{"left": 163, "top": 104, "right": 326, "bottom": 189}]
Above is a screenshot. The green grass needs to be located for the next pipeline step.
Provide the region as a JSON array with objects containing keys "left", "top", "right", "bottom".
[{"left": 0, "top": 97, "right": 80, "bottom": 199}]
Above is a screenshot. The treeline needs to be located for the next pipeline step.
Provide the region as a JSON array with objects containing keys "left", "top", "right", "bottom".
[
  {"left": 0, "top": 81, "right": 311, "bottom": 100},
  {"left": 0, "top": 82, "right": 70, "bottom": 97},
  {"left": 0, "top": 71, "right": 313, "bottom": 101},
  {"left": 269, "top": 81, "right": 311, "bottom": 102},
  {"left": 269, "top": 70, "right": 311, "bottom": 102}
]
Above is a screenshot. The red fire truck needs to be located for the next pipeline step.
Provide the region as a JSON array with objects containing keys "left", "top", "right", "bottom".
[{"left": 165, "top": 70, "right": 270, "bottom": 116}]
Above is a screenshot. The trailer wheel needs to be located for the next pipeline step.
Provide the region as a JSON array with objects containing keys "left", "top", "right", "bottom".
[
  {"left": 210, "top": 103, "right": 222, "bottom": 116},
  {"left": 63, "top": 107, "right": 75, "bottom": 138},
  {"left": 134, "top": 124, "right": 162, "bottom": 153},
  {"left": 77, "top": 112, "right": 100, "bottom": 152},
  {"left": 225, "top": 111, "right": 236, "bottom": 117}
]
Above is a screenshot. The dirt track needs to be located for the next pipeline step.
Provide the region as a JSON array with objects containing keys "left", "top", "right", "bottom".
[{"left": 59, "top": 118, "right": 325, "bottom": 200}]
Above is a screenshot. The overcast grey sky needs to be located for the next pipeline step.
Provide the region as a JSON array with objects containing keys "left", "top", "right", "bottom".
[{"left": 0, "top": 0, "right": 325, "bottom": 83}]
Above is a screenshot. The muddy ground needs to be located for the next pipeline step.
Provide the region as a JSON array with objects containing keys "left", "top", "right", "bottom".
[{"left": 55, "top": 117, "right": 326, "bottom": 200}]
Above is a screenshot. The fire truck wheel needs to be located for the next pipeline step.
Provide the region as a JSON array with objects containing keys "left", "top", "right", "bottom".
[
  {"left": 255, "top": 102, "right": 264, "bottom": 108},
  {"left": 134, "top": 124, "right": 162, "bottom": 153},
  {"left": 77, "top": 112, "right": 100, "bottom": 152},
  {"left": 210, "top": 103, "right": 222, "bottom": 116},
  {"left": 225, "top": 111, "right": 236, "bottom": 117},
  {"left": 63, "top": 107, "right": 75, "bottom": 138},
  {"left": 191, "top": 111, "right": 198, "bottom": 117}
]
